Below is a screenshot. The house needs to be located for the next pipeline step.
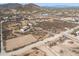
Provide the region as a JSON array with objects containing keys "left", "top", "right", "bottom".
[{"left": 20, "top": 26, "right": 30, "bottom": 33}]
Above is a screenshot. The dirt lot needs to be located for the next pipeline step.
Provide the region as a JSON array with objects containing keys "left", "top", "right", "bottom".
[
  {"left": 5, "top": 34, "right": 37, "bottom": 52},
  {"left": 46, "top": 36, "right": 79, "bottom": 56}
]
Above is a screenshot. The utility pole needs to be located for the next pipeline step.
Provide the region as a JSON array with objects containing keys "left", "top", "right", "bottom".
[{"left": 0, "top": 21, "right": 6, "bottom": 55}]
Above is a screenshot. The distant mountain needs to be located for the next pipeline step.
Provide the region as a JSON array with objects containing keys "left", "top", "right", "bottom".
[
  {"left": 24, "top": 3, "right": 40, "bottom": 8},
  {"left": 0, "top": 3, "right": 41, "bottom": 10},
  {"left": 0, "top": 3, "right": 22, "bottom": 9},
  {"left": 1, "top": 3, "right": 79, "bottom": 9},
  {"left": 24, "top": 3, "right": 41, "bottom": 10}
]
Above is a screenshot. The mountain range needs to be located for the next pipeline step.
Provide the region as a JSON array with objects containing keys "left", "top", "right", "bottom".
[
  {"left": 0, "top": 3, "right": 40, "bottom": 9},
  {"left": 0, "top": 3, "right": 79, "bottom": 9}
]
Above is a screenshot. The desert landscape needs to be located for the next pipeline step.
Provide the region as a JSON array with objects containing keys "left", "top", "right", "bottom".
[{"left": 0, "top": 3, "right": 79, "bottom": 56}]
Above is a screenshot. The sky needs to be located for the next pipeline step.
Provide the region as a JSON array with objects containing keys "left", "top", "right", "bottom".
[
  {"left": 36, "top": 3, "right": 79, "bottom": 7},
  {"left": 1, "top": 0, "right": 79, "bottom": 7},
  {"left": 0, "top": 0, "right": 79, "bottom": 3}
]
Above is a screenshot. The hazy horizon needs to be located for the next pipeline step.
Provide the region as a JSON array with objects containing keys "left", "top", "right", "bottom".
[{"left": 0, "top": 3, "right": 79, "bottom": 7}]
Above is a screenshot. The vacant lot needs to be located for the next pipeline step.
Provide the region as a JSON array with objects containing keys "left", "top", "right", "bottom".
[{"left": 5, "top": 34, "right": 37, "bottom": 52}]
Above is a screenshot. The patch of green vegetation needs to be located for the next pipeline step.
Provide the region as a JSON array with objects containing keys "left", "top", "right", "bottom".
[{"left": 71, "top": 28, "right": 79, "bottom": 36}]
